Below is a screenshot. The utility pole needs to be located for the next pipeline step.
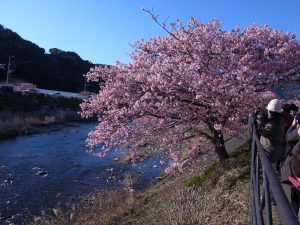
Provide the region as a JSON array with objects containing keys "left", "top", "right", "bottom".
[
  {"left": 0, "top": 64, "right": 5, "bottom": 83},
  {"left": 6, "top": 56, "right": 15, "bottom": 84}
]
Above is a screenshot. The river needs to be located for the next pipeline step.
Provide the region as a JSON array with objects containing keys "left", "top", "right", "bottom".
[{"left": 0, "top": 123, "right": 167, "bottom": 224}]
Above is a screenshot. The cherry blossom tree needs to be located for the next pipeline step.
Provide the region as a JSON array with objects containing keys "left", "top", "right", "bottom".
[{"left": 81, "top": 16, "right": 300, "bottom": 163}]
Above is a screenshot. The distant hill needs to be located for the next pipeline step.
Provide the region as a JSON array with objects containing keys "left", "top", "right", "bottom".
[{"left": 0, "top": 24, "right": 106, "bottom": 92}]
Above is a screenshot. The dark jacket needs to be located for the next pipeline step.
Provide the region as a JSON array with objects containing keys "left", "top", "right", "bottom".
[
  {"left": 284, "top": 125, "right": 299, "bottom": 159},
  {"left": 282, "top": 129, "right": 300, "bottom": 182},
  {"left": 281, "top": 133, "right": 300, "bottom": 203},
  {"left": 257, "top": 111, "right": 285, "bottom": 163},
  {"left": 283, "top": 111, "right": 294, "bottom": 136}
]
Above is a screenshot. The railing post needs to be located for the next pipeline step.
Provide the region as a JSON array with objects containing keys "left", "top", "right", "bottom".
[
  {"left": 263, "top": 169, "right": 273, "bottom": 225},
  {"left": 250, "top": 134, "right": 257, "bottom": 225},
  {"left": 256, "top": 151, "right": 261, "bottom": 207},
  {"left": 252, "top": 129, "right": 264, "bottom": 225}
]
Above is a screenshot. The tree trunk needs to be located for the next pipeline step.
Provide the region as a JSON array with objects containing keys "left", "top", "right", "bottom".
[{"left": 213, "top": 131, "right": 229, "bottom": 160}]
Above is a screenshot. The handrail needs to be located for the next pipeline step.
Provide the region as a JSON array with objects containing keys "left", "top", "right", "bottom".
[{"left": 249, "top": 115, "right": 300, "bottom": 225}]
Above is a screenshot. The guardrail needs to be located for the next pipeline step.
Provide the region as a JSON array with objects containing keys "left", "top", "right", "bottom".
[{"left": 249, "top": 115, "right": 300, "bottom": 225}]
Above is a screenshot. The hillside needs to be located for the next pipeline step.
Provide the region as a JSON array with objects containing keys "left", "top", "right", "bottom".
[{"left": 0, "top": 24, "right": 105, "bottom": 92}]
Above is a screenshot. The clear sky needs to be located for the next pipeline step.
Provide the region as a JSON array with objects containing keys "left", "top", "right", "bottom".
[{"left": 0, "top": 0, "right": 299, "bottom": 65}]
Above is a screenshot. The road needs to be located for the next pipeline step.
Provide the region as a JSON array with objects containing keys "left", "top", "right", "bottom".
[{"left": 37, "top": 88, "right": 85, "bottom": 99}]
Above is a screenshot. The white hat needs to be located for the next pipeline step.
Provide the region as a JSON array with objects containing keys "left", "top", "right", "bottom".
[{"left": 266, "top": 99, "right": 281, "bottom": 113}]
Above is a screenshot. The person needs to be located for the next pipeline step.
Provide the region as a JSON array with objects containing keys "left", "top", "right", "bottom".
[
  {"left": 281, "top": 123, "right": 300, "bottom": 212},
  {"left": 257, "top": 99, "right": 284, "bottom": 173},
  {"left": 284, "top": 118, "right": 299, "bottom": 160},
  {"left": 284, "top": 153, "right": 300, "bottom": 218},
  {"left": 282, "top": 103, "right": 293, "bottom": 135},
  {"left": 290, "top": 103, "right": 299, "bottom": 117},
  {"left": 281, "top": 103, "right": 294, "bottom": 167}
]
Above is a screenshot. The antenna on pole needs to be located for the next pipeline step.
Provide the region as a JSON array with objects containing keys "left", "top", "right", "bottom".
[{"left": 6, "top": 56, "right": 15, "bottom": 84}]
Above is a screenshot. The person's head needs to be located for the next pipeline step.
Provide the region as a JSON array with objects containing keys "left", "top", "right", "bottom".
[
  {"left": 266, "top": 99, "right": 281, "bottom": 113},
  {"left": 282, "top": 103, "right": 291, "bottom": 113},
  {"left": 291, "top": 154, "right": 300, "bottom": 181},
  {"left": 290, "top": 103, "right": 299, "bottom": 115}
]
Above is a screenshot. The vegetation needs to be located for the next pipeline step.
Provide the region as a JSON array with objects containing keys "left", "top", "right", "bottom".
[
  {"left": 0, "top": 24, "right": 102, "bottom": 92},
  {"left": 2, "top": 14, "right": 295, "bottom": 225},
  {"left": 0, "top": 92, "right": 82, "bottom": 111},
  {"left": 0, "top": 92, "right": 86, "bottom": 139},
  {"left": 30, "top": 144, "right": 250, "bottom": 225},
  {"left": 0, "top": 110, "right": 81, "bottom": 139},
  {"left": 185, "top": 162, "right": 219, "bottom": 187},
  {"left": 81, "top": 16, "right": 300, "bottom": 163}
]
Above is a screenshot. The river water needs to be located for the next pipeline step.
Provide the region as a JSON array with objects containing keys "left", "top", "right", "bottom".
[{"left": 0, "top": 123, "right": 166, "bottom": 224}]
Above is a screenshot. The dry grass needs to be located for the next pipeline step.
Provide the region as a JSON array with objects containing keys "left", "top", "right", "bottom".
[
  {"left": 0, "top": 110, "right": 80, "bottom": 139},
  {"left": 124, "top": 149, "right": 250, "bottom": 225},
  {"left": 30, "top": 190, "right": 134, "bottom": 225},
  {"left": 30, "top": 146, "right": 251, "bottom": 225}
]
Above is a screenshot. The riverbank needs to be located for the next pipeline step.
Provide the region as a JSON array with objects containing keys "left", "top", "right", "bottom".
[
  {"left": 0, "top": 91, "right": 92, "bottom": 139},
  {"left": 31, "top": 144, "right": 250, "bottom": 225},
  {"left": 0, "top": 110, "right": 86, "bottom": 139}
]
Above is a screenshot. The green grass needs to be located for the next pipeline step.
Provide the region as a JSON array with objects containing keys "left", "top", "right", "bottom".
[
  {"left": 185, "top": 144, "right": 250, "bottom": 188},
  {"left": 132, "top": 210, "right": 145, "bottom": 218},
  {"left": 186, "top": 161, "right": 219, "bottom": 187}
]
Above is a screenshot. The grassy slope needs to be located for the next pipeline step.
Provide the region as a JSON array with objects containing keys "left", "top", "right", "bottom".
[
  {"left": 121, "top": 145, "right": 250, "bottom": 225},
  {"left": 33, "top": 144, "right": 251, "bottom": 225}
]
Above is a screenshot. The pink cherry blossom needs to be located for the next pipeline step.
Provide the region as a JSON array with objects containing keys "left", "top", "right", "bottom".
[
  {"left": 81, "top": 17, "right": 300, "bottom": 164},
  {"left": 213, "top": 124, "right": 223, "bottom": 131}
]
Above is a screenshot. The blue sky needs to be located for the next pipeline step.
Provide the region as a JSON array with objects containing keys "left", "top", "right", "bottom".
[{"left": 0, "top": 0, "right": 299, "bottom": 65}]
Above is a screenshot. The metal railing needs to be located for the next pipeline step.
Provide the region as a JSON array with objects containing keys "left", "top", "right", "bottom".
[{"left": 249, "top": 115, "right": 300, "bottom": 225}]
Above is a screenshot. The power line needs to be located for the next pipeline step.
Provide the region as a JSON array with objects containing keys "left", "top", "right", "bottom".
[{"left": 26, "top": 37, "right": 128, "bottom": 45}]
